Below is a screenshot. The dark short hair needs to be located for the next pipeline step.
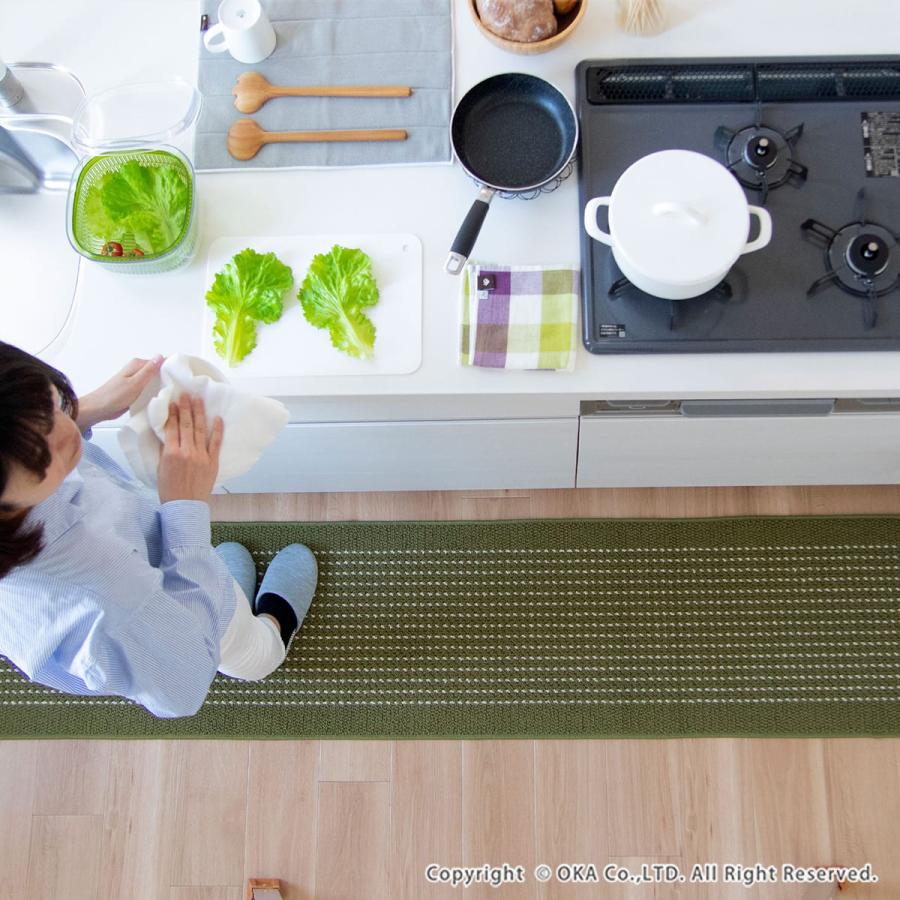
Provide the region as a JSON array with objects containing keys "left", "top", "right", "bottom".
[{"left": 0, "top": 342, "right": 79, "bottom": 579}]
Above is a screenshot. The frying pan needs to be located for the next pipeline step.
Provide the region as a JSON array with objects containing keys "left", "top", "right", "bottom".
[{"left": 445, "top": 72, "right": 578, "bottom": 275}]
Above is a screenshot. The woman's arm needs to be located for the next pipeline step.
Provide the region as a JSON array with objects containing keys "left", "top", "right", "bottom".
[
  {"left": 23, "top": 507, "right": 235, "bottom": 718},
  {"left": 76, "top": 356, "right": 163, "bottom": 432},
  {"left": 71, "top": 388, "right": 228, "bottom": 717},
  {"left": 97, "top": 503, "right": 234, "bottom": 718},
  {"left": 72, "top": 530, "right": 235, "bottom": 718}
]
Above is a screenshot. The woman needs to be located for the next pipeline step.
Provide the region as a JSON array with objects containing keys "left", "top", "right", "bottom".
[{"left": 0, "top": 342, "right": 316, "bottom": 718}]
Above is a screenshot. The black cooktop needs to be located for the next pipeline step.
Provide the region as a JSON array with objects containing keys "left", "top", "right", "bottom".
[{"left": 576, "top": 57, "right": 900, "bottom": 353}]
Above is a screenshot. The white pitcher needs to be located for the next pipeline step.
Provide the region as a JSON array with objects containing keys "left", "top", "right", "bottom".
[{"left": 203, "top": 0, "right": 276, "bottom": 65}]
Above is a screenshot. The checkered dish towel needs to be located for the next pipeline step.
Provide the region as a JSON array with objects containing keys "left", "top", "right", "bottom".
[{"left": 459, "top": 264, "right": 579, "bottom": 370}]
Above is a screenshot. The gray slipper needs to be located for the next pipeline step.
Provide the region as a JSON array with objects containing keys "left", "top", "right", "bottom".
[
  {"left": 214, "top": 541, "right": 257, "bottom": 604},
  {"left": 255, "top": 543, "right": 318, "bottom": 633}
]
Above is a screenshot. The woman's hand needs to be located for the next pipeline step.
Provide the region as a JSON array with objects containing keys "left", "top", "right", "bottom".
[
  {"left": 157, "top": 394, "right": 225, "bottom": 504},
  {"left": 76, "top": 356, "right": 164, "bottom": 431}
]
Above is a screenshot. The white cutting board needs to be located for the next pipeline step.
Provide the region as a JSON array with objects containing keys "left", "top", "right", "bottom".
[{"left": 201, "top": 234, "right": 422, "bottom": 377}]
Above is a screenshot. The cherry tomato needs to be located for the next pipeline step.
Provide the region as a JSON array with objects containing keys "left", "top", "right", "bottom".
[
  {"left": 125, "top": 247, "right": 145, "bottom": 258},
  {"left": 101, "top": 241, "right": 124, "bottom": 257}
]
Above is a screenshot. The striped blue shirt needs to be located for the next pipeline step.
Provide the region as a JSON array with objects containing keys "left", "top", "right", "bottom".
[{"left": 0, "top": 436, "right": 236, "bottom": 718}]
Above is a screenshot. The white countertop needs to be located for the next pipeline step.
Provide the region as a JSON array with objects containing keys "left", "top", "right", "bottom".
[{"left": 4, "top": 0, "right": 900, "bottom": 409}]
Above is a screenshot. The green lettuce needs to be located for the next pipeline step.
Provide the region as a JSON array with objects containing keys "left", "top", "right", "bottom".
[
  {"left": 298, "top": 245, "right": 378, "bottom": 360},
  {"left": 84, "top": 158, "right": 191, "bottom": 255},
  {"left": 206, "top": 248, "right": 294, "bottom": 366},
  {"left": 83, "top": 180, "right": 123, "bottom": 245}
]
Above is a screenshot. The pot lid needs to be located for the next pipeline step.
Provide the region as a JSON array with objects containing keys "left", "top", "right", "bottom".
[
  {"left": 71, "top": 78, "right": 201, "bottom": 156},
  {"left": 608, "top": 150, "right": 753, "bottom": 286}
]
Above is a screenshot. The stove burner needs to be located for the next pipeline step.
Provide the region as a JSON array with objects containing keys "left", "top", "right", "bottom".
[
  {"left": 715, "top": 120, "right": 807, "bottom": 204},
  {"left": 801, "top": 189, "right": 900, "bottom": 329},
  {"left": 847, "top": 234, "right": 890, "bottom": 278},
  {"left": 744, "top": 135, "right": 777, "bottom": 170},
  {"left": 608, "top": 274, "right": 733, "bottom": 332}
]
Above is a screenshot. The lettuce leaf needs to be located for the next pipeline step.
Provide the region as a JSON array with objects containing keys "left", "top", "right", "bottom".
[
  {"left": 83, "top": 179, "right": 125, "bottom": 245},
  {"left": 297, "top": 245, "right": 379, "bottom": 360},
  {"left": 84, "top": 159, "right": 191, "bottom": 255},
  {"left": 206, "top": 248, "right": 294, "bottom": 366}
]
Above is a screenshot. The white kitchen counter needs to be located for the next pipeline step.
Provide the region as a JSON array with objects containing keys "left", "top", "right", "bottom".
[{"left": 4, "top": 0, "right": 900, "bottom": 422}]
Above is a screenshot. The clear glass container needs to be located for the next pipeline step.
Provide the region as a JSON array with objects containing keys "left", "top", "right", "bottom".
[
  {"left": 66, "top": 79, "right": 202, "bottom": 274},
  {"left": 0, "top": 61, "right": 87, "bottom": 119},
  {"left": 67, "top": 146, "right": 196, "bottom": 273},
  {"left": 70, "top": 78, "right": 201, "bottom": 157}
]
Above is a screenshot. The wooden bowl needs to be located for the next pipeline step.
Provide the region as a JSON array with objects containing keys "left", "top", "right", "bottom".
[{"left": 467, "top": 0, "right": 587, "bottom": 55}]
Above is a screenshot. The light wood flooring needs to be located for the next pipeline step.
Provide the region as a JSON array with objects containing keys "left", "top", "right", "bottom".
[{"left": 5, "top": 486, "right": 900, "bottom": 899}]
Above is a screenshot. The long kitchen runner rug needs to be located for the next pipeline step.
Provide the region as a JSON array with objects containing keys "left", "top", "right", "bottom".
[{"left": 1, "top": 517, "right": 899, "bottom": 738}]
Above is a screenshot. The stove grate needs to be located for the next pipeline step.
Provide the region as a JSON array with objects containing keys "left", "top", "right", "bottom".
[{"left": 587, "top": 59, "right": 900, "bottom": 105}]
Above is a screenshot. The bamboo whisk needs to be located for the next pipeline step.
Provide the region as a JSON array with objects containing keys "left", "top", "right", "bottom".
[{"left": 617, "top": 0, "right": 666, "bottom": 34}]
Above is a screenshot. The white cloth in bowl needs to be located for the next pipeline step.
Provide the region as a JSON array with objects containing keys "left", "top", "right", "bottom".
[{"left": 118, "top": 354, "right": 289, "bottom": 488}]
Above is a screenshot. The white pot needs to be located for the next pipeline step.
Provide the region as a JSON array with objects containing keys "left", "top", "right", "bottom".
[{"left": 583, "top": 149, "right": 773, "bottom": 300}]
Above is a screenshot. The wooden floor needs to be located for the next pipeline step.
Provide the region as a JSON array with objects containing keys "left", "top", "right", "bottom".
[{"left": 5, "top": 486, "right": 900, "bottom": 899}]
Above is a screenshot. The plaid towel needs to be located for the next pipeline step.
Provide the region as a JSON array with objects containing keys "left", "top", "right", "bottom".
[{"left": 459, "top": 264, "right": 579, "bottom": 370}]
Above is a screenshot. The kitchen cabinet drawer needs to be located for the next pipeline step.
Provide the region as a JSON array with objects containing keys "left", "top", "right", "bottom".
[
  {"left": 222, "top": 418, "right": 577, "bottom": 493},
  {"left": 91, "top": 418, "right": 577, "bottom": 493},
  {"left": 577, "top": 412, "right": 900, "bottom": 487}
]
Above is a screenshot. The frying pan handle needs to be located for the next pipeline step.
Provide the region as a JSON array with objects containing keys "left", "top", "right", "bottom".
[{"left": 445, "top": 187, "right": 495, "bottom": 275}]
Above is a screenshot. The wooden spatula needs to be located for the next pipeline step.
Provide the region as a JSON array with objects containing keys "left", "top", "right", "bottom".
[
  {"left": 233, "top": 72, "right": 412, "bottom": 114},
  {"left": 227, "top": 118, "right": 408, "bottom": 161}
]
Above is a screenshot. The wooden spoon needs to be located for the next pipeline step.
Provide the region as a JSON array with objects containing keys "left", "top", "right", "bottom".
[
  {"left": 233, "top": 71, "right": 412, "bottom": 114},
  {"left": 227, "top": 118, "right": 408, "bottom": 161}
]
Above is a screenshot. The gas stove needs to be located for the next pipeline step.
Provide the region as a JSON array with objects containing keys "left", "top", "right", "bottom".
[{"left": 576, "top": 57, "right": 900, "bottom": 353}]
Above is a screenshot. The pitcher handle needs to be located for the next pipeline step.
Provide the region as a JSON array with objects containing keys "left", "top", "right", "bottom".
[{"left": 203, "top": 24, "right": 229, "bottom": 53}]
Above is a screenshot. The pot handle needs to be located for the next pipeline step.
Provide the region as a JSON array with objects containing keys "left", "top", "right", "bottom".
[
  {"left": 445, "top": 187, "right": 495, "bottom": 275},
  {"left": 584, "top": 197, "right": 613, "bottom": 246},
  {"left": 742, "top": 205, "right": 773, "bottom": 255}
]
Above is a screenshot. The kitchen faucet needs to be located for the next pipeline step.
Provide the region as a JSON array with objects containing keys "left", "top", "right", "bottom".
[
  {"left": 0, "top": 124, "right": 43, "bottom": 192},
  {"left": 0, "top": 120, "right": 78, "bottom": 193},
  {"left": 0, "top": 57, "right": 79, "bottom": 193}
]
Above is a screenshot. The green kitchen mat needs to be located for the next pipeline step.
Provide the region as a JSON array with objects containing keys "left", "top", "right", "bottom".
[{"left": 1, "top": 517, "right": 899, "bottom": 739}]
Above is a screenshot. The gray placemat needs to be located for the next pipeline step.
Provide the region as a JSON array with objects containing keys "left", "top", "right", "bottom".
[{"left": 195, "top": 0, "right": 453, "bottom": 171}]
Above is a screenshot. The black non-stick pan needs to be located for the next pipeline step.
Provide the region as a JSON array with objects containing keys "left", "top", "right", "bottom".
[{"left": 445, "top": 72, "right": 578, "bottom": 275}]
